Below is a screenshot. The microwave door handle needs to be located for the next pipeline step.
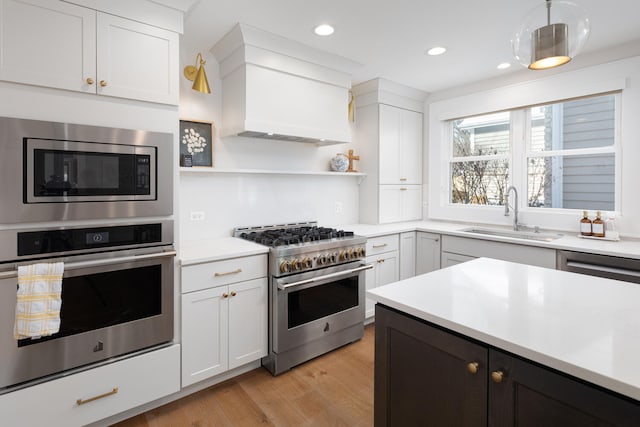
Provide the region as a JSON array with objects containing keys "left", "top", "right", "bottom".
[
  {"left": 277, "top": 263, "right": 373, "bottom": 291},
  {"left": 0, "top": 250, "right": 177, "bottom": 279}
]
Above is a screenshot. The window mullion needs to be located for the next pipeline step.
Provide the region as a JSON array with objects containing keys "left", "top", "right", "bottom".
[{"left": 510, "top": 110, "right": 526, "bottom": 209}]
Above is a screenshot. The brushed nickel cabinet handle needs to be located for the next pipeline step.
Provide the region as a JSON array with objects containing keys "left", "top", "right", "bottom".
[
  {"left": 76, "top": 387, "right": 118, "bottom": 405},
  {"left": 214, "top": 268, "right": 242, "bottom": 277}
]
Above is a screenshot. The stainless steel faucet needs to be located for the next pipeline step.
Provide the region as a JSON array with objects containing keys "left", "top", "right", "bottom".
[{"left": 504, "top": 186, "right": 519, "bottom": 231}]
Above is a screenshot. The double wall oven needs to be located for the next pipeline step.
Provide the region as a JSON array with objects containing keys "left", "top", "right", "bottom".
[
  {"left": 0, "top": 117, "right": 175, "bottom": 393},
  {"left": 236, "top": 222, "right": 371, "bottom": 375}
]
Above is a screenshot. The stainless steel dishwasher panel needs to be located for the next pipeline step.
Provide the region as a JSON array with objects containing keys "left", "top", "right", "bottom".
[{"left": 557, "top": 250, "right": 640, "bottom": 284}]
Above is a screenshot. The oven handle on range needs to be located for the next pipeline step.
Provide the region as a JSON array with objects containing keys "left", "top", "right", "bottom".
[
  {"left": 277, "top": 264, "right": 374, "bottom": 291},
  {"left": 0, "top": 250, "right": 177, "bottom": 279}
]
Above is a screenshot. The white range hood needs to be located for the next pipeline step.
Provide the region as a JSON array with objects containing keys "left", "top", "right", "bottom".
[{"left": 210, "top": 23, "right": 361, "bottom": 145}]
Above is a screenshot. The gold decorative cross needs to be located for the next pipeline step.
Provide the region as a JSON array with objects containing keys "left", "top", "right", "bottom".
[{"left": 346, "top": 149, "right": 359, "bottom": 172}]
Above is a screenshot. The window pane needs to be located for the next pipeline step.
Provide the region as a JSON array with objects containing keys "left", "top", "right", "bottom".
[
  {"left": 453, "top": 112, "right": 510, "bottom": 157},
  {"left": 530, "top": 94, "right": 615, "bottom": 152},
  {"left": 527, "top": 154, "right": 615, "bottom": 210},
  {"left": 451, "top": 160, "right": 509, "bottom": 205}
]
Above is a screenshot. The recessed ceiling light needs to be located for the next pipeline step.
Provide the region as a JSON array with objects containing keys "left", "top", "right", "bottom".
[
  {"left": 314, "top": 24, "right": 335, "bottom": 36},
  {"left": 497, "top": 62, "right": 511, "bottom": 70},
  {"left": 426, "top": 46, "right": 446, "bottom": 56}
]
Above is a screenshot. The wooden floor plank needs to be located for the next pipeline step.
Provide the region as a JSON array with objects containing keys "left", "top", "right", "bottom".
[{"left": 111, "top": 324, "right": 374, "bottom": 427}]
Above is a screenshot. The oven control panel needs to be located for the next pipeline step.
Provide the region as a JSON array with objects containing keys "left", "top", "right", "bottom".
[{"left": 275, "top": 243, "right": 366, "bottom": 275}]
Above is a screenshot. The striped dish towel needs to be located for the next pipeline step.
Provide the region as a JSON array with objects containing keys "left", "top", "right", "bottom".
[{"left": 14, "top": 262, "right": 64, "bottom": 339}]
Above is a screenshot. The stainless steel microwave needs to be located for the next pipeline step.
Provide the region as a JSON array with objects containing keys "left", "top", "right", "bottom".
[{"left": 0, "top": 116, "right": 173, "bottom": 223}]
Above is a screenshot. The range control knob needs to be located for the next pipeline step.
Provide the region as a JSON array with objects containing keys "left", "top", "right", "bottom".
[
  {"left": 291, "top": 258, "right": 301, "bottom": 271},
  {"left": 356, "top": 247, "right": 366, "bottom": 257},
  {"left": 329, "top": 252, "right": 338, "bottom": 263},
  {"left": 301, "top": 257, "right": 313, "bottom": 269},
  {"left": 348, "top": 249, "right": 356, "bottom": 260},
  {"left": 339, "top": 250, "right": 349, "bottom": 262},
  {"left": 317, "top": 254, "right": 328, "bottom": 266},
  {"left": 280, "top": 260, "right": 291, "bottom": 274}
]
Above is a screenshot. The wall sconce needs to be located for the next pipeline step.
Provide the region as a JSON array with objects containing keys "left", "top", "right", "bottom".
[
  {"left": 512, "top": 0, "right": 590, "bottom": 70},
  {"left": 184, "top": 53, "right": 211, "bottom": 94}
]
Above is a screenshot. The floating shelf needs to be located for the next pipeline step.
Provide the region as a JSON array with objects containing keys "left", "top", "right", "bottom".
[{"left": 179, "top": 167, "right": 366, "bottom": 178}]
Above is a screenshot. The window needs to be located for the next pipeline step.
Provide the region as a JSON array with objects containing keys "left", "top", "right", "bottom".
[{"left": 449, "top": 93, "right": 617, "bottom": 212}]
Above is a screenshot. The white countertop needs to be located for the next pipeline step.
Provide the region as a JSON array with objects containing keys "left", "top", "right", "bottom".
[
  {"left": 367, "top": 257, "right": 640, "bottom": 401},
  {"left": 339, "top": 220, "right": 640, "bottom": 259},
  {"left": 180, "top": 237, "right": 268, "bottom": 266}
]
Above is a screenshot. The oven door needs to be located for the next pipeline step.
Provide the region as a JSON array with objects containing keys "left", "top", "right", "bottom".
[
  {"left": 272, "top": 261, "right": 372, "bottom": 353},
  {"left": 24, "top": 138, "right": 156, "bottom": 203},
  {"left": 0, "top": 247, "right": 174, "bottom": 392}
]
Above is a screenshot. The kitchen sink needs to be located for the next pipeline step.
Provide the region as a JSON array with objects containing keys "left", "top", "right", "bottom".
[{"left": 461, "top": 227, "right": 563, "bottom": 242}]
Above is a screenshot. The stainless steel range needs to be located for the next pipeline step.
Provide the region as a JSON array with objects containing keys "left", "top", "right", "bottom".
[{"left": 235, "top": 222, "right": 371, "bottom": 375}]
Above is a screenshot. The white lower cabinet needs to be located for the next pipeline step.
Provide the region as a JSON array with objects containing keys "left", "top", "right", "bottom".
[
  {"left": 181, "top": 255, "right": 268, "bottom": 387},
  {"left": 416, "top": 232, "right": 441, "bottom": 275},
  {"left": 440, "top": 235, "right": 556, "bottom": 269},
  {"left": 365, "top": 235, "right": 399, "bottom": 319},
  {"left": 399, "top": 231, "right": 416, "bottom": 279},
  {"left": 0, "top": 345, "right": 180, "bottom": 427}
]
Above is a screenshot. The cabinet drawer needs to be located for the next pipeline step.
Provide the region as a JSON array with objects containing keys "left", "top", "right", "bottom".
[
  {"left": 182, "top": 254, "right": 267, "bottom": 293},
  {"left": 0, "top": 344, "right": 180, "bottom": 427},
  {"left": 366, "top": 234, "right": 399, "bottom": 255}
]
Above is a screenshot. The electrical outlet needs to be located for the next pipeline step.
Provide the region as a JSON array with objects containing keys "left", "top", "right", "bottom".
[
  {"left": 334, "top": 201, "right": 343, "bottom": 214},
  {"left": 189, "top": 211, "right": 205, "bottom": 221}
]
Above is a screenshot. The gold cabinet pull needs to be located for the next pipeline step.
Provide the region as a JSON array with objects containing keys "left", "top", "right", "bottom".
[
  {"left": 372, "top": 243, "right": 388, "bottom": 248},
  {"left": 400, "top": 178, "right": 408, "bottom": 181},
  {"left": 99, "top": 80, "right": 108, "bottom": 87},
  {"left": 222, "top": 293, "right": 229, "bottom": 298},
  {"left": 467, "top": 362, "right": 479, "bottom": 374},
  {"left": 230, "top": 291, "right": 237, "bottom": 297},
  {"left": 76, "top": 387, "right": 118, "bottom": 405},
  {"left": 491, "top": 370, "right": 505, "bottom": 383},
  {"left": 214, "top": 268, "right": 242, "bottom": 277},
  {"left": 377, "top": 259, "right": 385, "bottom": 263},
  {"left": 85, "top": 77, "right": 94, "bottom": 85},
  {"left": 400, "top": 187, "right": 408, "bottom": 191}
]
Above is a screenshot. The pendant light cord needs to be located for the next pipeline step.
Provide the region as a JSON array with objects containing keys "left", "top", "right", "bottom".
[{"left": 546, "top": 0, "right": 551, "bottom": 25}]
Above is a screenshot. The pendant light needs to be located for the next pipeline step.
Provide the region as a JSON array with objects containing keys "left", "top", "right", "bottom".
[{"left": 512, "top": 0, "right": 590, "bottom": 70}]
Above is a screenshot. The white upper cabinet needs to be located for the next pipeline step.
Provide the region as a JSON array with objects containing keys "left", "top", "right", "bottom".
[
  {"left": 96, "top": 13, "right": 178, "bottom": 104},
  {"left": 0, "top": 0, "right": 96, "bottom": 92},
  {"left": 379, "top": 104, "right": 423, "bottom": 185},
  {"left": 0, "top": 0, "right": 179, "bottom": 104}
]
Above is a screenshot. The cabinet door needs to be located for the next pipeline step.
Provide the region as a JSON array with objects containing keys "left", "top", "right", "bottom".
[
  {"left": 181, "top": 287, "right": 229, "bottom": 387},
  {"left": 399, "top": 108, "right": 423, "bottom": 184},
  {"left": 416, "top": 232, "right": 441, "bottom": 275},
  {"left": 364, "top": 251, "right": 399, "bottom": 319},
  {"left": 399, "top": 231, "right": 416, "bottom": 280},
  {"left": 96, "top": 13, "right": 178, "bottom": 104},
  {"left": 379, "top": 185, "right": 402, "bottom": 223},
  {"left": 379, "top": 104, "right": 402, "bottom": 184},
  {"left": 489, "top": 349, "right": 640, "bottom": 427},
  {"left": 441, "top": 251, "right": 476, "bottom": 268},
  {"left": 0, "top": 0, "right": 96, "bottom": 92},
  {"left": 375, "top": 305, "right": 487, "bottom": 427},
  {"left": 400, "top": 184, "right": 422, "bottom": 221},
  {"left": 228, "top": 278, "right": 268, "bottom": 370}
]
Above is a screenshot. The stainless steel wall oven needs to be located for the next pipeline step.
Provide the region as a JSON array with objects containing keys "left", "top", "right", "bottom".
[
  {"left": 0, "top": 116, "right": 172, "bottom": 223},
  {"left": 0, "top": 221, "right": 175, "bottom": 393}
]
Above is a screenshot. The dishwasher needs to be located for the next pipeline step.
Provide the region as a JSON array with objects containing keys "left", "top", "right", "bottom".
[{"left": 557, "top": 250, "right": 640, "bottom": 284}]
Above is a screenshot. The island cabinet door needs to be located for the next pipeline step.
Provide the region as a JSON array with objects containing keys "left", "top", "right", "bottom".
[
  {"left": 488, "top": 349, "right": 640, "bottom": 427},
  {"left": 375, "top": 305, "right": 487, "bottom": 427}
]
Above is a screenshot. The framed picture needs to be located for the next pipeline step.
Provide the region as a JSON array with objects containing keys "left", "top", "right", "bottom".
[{"left": 179, "top": 119, "right": 213, "bottom": 167}]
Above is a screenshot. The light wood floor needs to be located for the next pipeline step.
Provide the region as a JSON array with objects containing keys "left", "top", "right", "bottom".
[{"left": 112, "top": 324, "right": 374, "bottom": 427}]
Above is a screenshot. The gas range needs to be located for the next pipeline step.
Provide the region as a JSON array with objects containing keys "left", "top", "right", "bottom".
[{"left": 234, "top": 222, "right": 367, "bottom": 277}]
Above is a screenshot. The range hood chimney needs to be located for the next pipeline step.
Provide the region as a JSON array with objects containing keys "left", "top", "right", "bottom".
[{"left": 210, "top": 23, "right": 361, "bottom": 145}]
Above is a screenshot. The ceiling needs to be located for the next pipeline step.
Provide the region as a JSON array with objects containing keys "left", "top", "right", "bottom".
[{"left": 182, "top": 0, "right": 640, "bottom": 94}]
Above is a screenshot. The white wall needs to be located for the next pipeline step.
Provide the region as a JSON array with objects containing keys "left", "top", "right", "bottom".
[
  {"left": 178, "top": 48, "right": 361, "bottom": 241},
  {"left": 424, "top": 49, "right": 640, "bottom": 237}
]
